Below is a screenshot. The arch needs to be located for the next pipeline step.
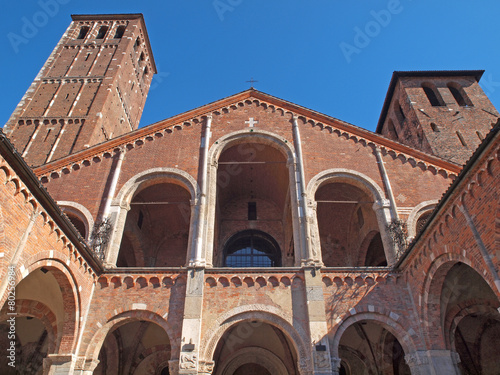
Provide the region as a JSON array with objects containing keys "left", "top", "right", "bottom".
[
  {"left": 6, "top": 259, "right": 81, "bottom": 354},
  {"left": 58, "top": 200, "right": 94, "bottom": 241},
  {"left": 422, "top": 83, "right": 445, "bottom": 107},
  {"left": 331, "top": 312, "right": 417, "bottom": 358},
  {"left": 447, "top": 82, "right": 473, "bottom": 107},
  {"left": 205, "top": 129, "right": 300, "bottom": 267},
  {"left": 306, "top": 169, "right": 385, "bottom": 202},
  {"left": 406, "top": 200, "right": 438, "bottom": 240},
  {"left": 222, "top": 229, "right": 281, "bottom": 267},
  {"left": 113, "top": 167, "right": 200, "bottom": 208},
  {"left": 200, "top": 304, "right": 311, "bottom": 370},
  {"left": 219, "top": 347, "right": 288, "bottom": 375},
  {"left": 84, "top": 310, "right": 176, "bottom": 363},
  {"left": 421, "top": 252, "right": 498, "bottom": 348}
]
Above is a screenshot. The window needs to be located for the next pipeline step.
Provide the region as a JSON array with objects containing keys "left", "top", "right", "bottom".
[
  {"left": 447, "top": 83, "right": 473, "bottom": 107},
  {"left": 430, "top": 122, "right": 439, "bottom": 132},
  {"left": 224, "top": 230, "right": 281, "bottom": 267},
  {"left": 96, "top": 26, "right": 108, "bottom": 39},
  {"left": 456, "top": 131, "right": 467, "bottom": 147},
  {"left": 422, "top": 84, "right": 445, "bottom": 106},
  {"left": 77, "top": 26, "right": 89, "bottom": 40},
  {"left": 114, "top": 25, "right": 126, "bottom": 39},
  {"left": 248, "top": 202, "right": 257, "bottom": 220},
  {"left": 134, "top": 37, "right": 140, "bottom": 51}
]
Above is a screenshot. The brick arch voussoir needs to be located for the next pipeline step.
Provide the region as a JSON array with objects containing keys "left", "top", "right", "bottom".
[
  {"left": 330, "top": 311, "right": 418, "bottom": 359},
  {"left": 0, "top": 299, "right": 57, "bottom": 353},
  {"left": 83, "top": 309, "right": 176, "bottom": 362},
  {"left": 8, "top": 258, "right": 81, "bottom": 354}
]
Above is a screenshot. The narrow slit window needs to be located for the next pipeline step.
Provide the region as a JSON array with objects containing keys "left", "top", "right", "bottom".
[
  {"left": 77, "top": 26, "right": 89, "bottom": 40},
  {"left": 134, "top": 37, "right": 140, "bottom": 51},
  {"left": 96, "top": 26, "right": 108, "bottom": 39},
  {"left": 456, "top": 131, "right": 467, "bottom": 147},
  {"left": 85, "top": 53, "right": 91, "bottom": 61},
  {"left": 430, "top": 122, "right": 439, "bottom": 132},
  {"left": 476, "top": 131, "right": 484, "bottom": 141},
  {"left": 248, "top": 202, "right": 257, "bottom": 220},
  {"left": 137, "top": 210, "right": 144, "bottom": 229},
  {"left": 114, "top": 25, "right": 126, "bottom": 39}
]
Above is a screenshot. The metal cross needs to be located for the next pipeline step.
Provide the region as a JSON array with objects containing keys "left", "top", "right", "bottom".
[
  {"left": 246, "top": 77, "right": 258, "bottom": 88},
  {"left": 245, "top": 117, "right": 258, "bottom": 127}
]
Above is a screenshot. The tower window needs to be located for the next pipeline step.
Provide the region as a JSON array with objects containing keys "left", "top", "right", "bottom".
[
  {"left": 430, "top": 122, "right": 439, "bottom": 132},
  {"left": 248, "top": 202, "right": 257, "bottom": 220},
  {"left": 76, "top": 26, "right": 89, "bottom": 40},
  {"left": 139, "top": 52, "right": 145, "bottom": 65},
  {"left": 448, "top": 83, "right": 473, "bottom": 107},
  {"left": 96, "top": 26, "right": 108, "bottom": 39},
  {"left": 114, "top": 25, "right": 126, "bottom": 39},
  {"left": 134, "top": 37, "right": 141, "bottom": 51},
  {"left": 422, "top": 84, "right": 445, "bottom": 107}
]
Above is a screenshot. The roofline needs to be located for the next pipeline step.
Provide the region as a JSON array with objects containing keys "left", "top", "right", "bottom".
[
  {"left": 0, "top": 129, "right": 104, "bottom": 274},
  {"left": 395, "top": 118, "right": 500, "bottom": 269},
  {"left": 33, "top": 88, "right": 462, "bottom": 176},
  {"left": 71, "top": 13, "right": 157, "bottom": 74},
  {"left": 376, "top": 70, "right": 485, "bottom": 134}
]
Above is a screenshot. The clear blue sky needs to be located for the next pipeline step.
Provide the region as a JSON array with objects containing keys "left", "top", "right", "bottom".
[{"left": 2, "top": 1, "right": 500, "bottom": 132}]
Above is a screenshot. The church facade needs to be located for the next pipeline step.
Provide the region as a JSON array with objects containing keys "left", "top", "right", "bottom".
[{"left": 0, "top": 13, "right": 499, "bottom": 375}]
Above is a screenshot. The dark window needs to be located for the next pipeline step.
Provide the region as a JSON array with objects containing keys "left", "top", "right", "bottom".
[
  {"left": 430, "top": 122, "right": 439, "bottom": 132},
  {"left": 139, "top": 52, "right": 145, "bottom": 63},
  {"left": 137, "top": 210, "right": 144, "bottom": 229},
  {"left": 448, "top": 84, "right": 473, "bottom": 107},
  {"left": 77, "top": 26, "right": 89, "bottom": 40},
  {"left": 224, "top": 230, "right": 281, "bottom": 268},
  {"left": 134, "top": 37, "right": 140, "bottom": 50},
  {"left": 422, "top": 85, "right": 445, "bottom": 106},
  {"left": 96, "top": 26, "right": 108, "bottom": 39},
  {"left": 114, "top": 25, "right": 126, "bottom": 39},
  {"left": 248, "top": 202, "right": 257, "bottom": 220}
]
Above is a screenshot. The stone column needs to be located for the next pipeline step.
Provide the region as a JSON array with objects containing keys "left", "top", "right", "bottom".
[
  {"left": 178, "top": 268, "right": 205, "bottom": 374},
  {"left": 43, "top": 354, "right": 77, "bottom": 375},
  {"left": 103, "top": 203, "right": 130, "bottom": 267},
  {"left": 405, "top": 350, "right": 461, "bottom": 375},
  {"left": 303, "top": 267, "right": 333, "bottom": 375},
  {"left": 373, "top": 199, "right": 397, "bottom": 266}
]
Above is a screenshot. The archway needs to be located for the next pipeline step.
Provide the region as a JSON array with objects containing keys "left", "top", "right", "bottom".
[
  {"left": 212, "top": 138, "right": 295, "bottom": 267},
  {"left": 315, "top": 182, "right": 387, "bottom": 267},
  {"left": 212, "top": 321, "right": 297, "bottom": 375},
  {"left": 94, "top": 320, "right": 171, "bottom": 375},
  {"left": 117, "top": 181, "right": 192, "bottom": 267},
  {"left": 337, "top": 320, "right": 411, "bottom": 375},
  {"left": 439, "top": 262, "right": 500, "bottom": 374}
]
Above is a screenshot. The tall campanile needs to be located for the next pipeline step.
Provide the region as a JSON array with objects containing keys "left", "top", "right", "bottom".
[{"left": 3, "top": 14, "right": 156, "bottom": 167}]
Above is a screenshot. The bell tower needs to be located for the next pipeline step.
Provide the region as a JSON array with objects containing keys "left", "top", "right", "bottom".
[
  {"left": 377, "top": 71, "right": 499, "bottom": 165},
  {"left": 3, "top": 14, "right": 156, "bottom": 167}
]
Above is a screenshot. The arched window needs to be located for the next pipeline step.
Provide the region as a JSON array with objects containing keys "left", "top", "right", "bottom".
[
  {"left": 224, "top": 230, "right": 281, "bottom": 267},
  {"left": 422, "top": 84, "right": 445, "bottom": 106},
  {"left": 447, "top": 83, "right": 473, "bottom": 107}
]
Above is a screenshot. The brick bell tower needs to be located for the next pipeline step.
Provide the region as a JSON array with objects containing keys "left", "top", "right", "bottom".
[
  {"left": 3, "top": 14, "right": 156, "bottom": 167},
  {"left": 377, "top": 71, "right": 499, "bottom": 165}
]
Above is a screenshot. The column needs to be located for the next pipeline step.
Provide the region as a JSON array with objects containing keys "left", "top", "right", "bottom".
[
  {"left": 373, "top": 199, "right": 397, "bottom": 266},
  {"left": 43, "top": 354, "right": 77, "bottom": 375},
  {"left": 103, "top": 203, "right": 130, "bottom": 267}
]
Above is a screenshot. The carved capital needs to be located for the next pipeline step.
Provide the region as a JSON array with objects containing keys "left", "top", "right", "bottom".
[
  {"left": 404, "top": 352, "right": 429, "bottom": 367},
  {"left": 179, "top": 354, "right": 197, "bottom": 370},
  {"left": 198, "top": 360, "right": 215, "bottom": 374}
]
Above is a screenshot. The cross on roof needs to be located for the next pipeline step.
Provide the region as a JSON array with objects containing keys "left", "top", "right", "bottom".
[{"left": 246, "top": 77, "right": 258, "bottom": 88}]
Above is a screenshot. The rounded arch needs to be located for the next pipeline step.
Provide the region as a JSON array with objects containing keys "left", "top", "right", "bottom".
[
  {"left": 208, "top": 129, "right": 296, "bottom": 164},
  {"left": 200, "top": 304, "right": 311, "bottom": 368},
  {"left": 84, "top": 310, "right": 176, "bottom": 362},
  {"left": 406, "top": 200, "right": 438, "bottom": 240},
  {"left": 222, "top": 229, "right": 282, "bottom": 267},
  {"left": 114, "top": 167, "right": 200, "bottom": 208},
  {"left": 331, "top": 312, "right": 418, "bottom": 358},
  {"left": 58, "top": 201, "right": 94, "bottom": 241},
  {"left": 306, "top": 169, "right": 385, "bottom": 202},
  {"left": 421, "top": 252, "right": 499, "bottom": 348},
  {"left": 7, "top": 259, "right": 81, "bottom": 354},
  {"left": 219, "top": 347, "right": 288, "bottom": 375}
]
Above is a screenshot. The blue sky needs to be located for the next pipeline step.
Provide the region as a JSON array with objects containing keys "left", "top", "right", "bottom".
[{"left": 2, "top": 1, "right": 500, "bottom": 132}]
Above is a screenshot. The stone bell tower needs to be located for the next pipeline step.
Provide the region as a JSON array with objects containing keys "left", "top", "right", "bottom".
[{"left": 3, "top": 13, "right": 156, "bottom": 167}]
